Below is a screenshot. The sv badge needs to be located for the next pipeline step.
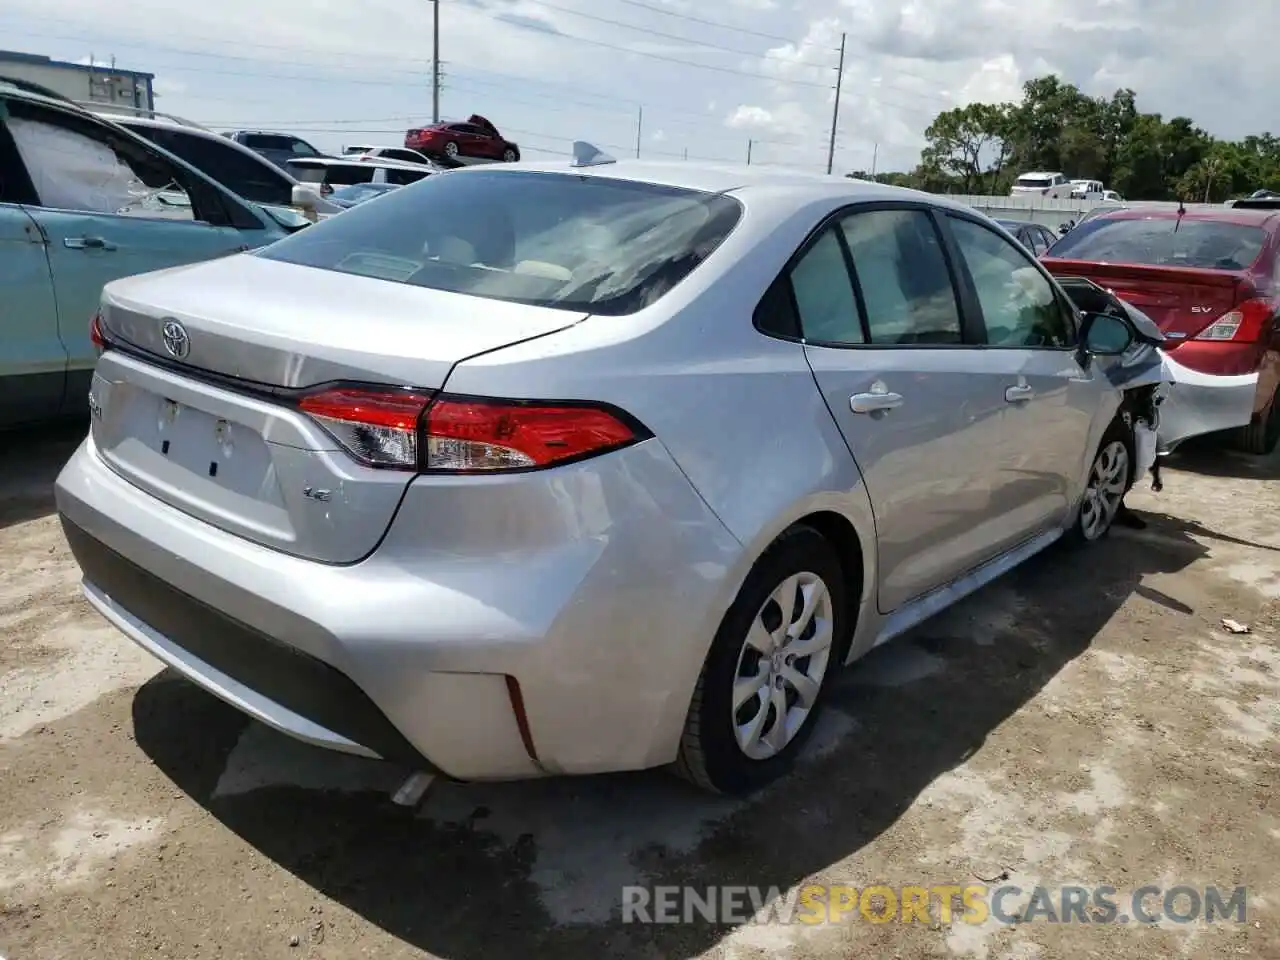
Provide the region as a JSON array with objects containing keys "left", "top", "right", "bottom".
[{"left": 302, "top": 486, "right": 332, "bottom": 502}]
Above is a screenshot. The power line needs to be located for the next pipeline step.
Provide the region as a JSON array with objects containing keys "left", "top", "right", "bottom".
[
  {"left": 491, "top": 15, "right": 835, "bottom": 90},
  {"left": 607, "top": 0, "right": 817, "bottom": 46},
  {"left": 515, "top": 0, "right": 834, "bottom": 71}
]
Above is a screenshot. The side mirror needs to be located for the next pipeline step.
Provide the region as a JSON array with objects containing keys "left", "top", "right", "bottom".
[
  {"left": 290, "top": 184, "right": 320, "bottom": 222},
  {"left": 1081, "top": 312, "right": 1134, "bottom": 356}
]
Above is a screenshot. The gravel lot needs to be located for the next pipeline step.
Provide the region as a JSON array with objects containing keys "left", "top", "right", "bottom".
[{"left": 2, "top": 424, "right": 1278, "bottom": 960}]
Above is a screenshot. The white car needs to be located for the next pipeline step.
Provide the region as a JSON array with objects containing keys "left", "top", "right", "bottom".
[
  {"left": 1070, "top": 179, "right": 1105, "bottom": 201},
  {"left": 1101, "top": 190, "right": 1124, "bottom": 203},
  {"left": 1011, "top": 172, "right": 1073, "bottom": 199},
  {"left": 348, "top": 146, "right": 434, "bottom": 166}
]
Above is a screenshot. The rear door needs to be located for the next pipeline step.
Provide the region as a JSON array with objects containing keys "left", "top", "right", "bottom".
[
  {"left": 942, "top": 212, "right": 1110, "bottom": 533},
  {"left": 798, "top": 204, "right": 1030, "bottom": 612},
  {"left": 5, "top": 98, "right": 268, "bottom": 403}
]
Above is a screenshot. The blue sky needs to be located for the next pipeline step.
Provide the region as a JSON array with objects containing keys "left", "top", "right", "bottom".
[{"left": 1, "top": 0, "right": 1274, "bottom": 174}]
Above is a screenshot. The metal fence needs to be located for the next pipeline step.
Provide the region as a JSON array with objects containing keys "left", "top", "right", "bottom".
[{"left": 939, "top": 195, "right": 1221, "bottom": 229}]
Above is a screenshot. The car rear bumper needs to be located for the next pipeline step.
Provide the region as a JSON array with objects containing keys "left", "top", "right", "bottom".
[{"left": 55, "top": 433, "right": 743, "bottom": 780}]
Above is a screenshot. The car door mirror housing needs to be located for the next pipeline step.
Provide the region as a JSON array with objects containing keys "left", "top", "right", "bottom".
[{"left": 1081, "top": 312, "right": 1134, "bottom": 356}]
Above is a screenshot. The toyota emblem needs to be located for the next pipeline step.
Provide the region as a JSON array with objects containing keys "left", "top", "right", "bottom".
[{"left": 160, "top": 320, "right": 190, "bottom": 360}]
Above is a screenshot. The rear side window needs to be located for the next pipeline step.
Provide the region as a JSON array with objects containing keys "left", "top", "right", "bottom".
[
  {"left": 1050, "top": 217, "right": 1267, "bottom": 270},
  {"left": 789, "top": 228, "right": 863, "bottom": 343},
  {"left": 259, "top": 169, "right": 742, "bottom": 316},
  {"left": 839, "top": 209, "right": 962, "bottom": 345}
]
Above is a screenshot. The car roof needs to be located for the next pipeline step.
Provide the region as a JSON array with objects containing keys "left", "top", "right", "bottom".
[
  {"left": 995, "top": 218, "right": 1047, "bottom": 229},
  {"left": 1086, "top": 206, "right": 1280, "bottom": 230},
  {"left": 1017, "top": 171, "right": 1063, "bottom": 177}
]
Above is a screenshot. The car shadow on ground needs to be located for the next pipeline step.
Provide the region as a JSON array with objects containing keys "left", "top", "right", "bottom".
[
  {"left": 0, "top": 422, "right": 86, "bottom": 530},
  {"left": 1163, "top": 434, "right": 1280, "bottom": 481},
  {"left": 132, "top": 511, "right": 1210, "bottom": 959}
]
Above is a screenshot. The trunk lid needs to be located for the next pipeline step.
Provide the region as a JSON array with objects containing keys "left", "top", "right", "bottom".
[
  {"left": 1044, "top": 259, "right": 1249, "bottom": 344},
  {"left": 92, "top": 253, "right": 585, "bottom": 564}
]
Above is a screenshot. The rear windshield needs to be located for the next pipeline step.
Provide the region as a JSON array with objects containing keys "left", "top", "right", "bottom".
[
  {"left": 258, "top": 169, "right": 743, "bottom": 315},
  {"left": 1047, "top": 217, "right": 1268, "bottom": 270},
  {"left": 1016, "top": 176, "right": 1052, "bottom": 187}
]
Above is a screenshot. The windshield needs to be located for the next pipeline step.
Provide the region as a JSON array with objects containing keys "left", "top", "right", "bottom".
[
  {"left": 1047, "top": 217, "right": 1268, "bottom": 270},
  {"left": 258, "top": 169, "right": 743, "bottom": 315}
]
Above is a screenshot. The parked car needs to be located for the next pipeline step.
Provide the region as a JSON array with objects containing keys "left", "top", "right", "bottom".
[
  {"left": 329, "top": 182, "right": 402, "bottom": 206},
  {"left": 1070, "top": 179, "right": 1105, "bottom": 201},
  {"left": 349, "top": 145, "right": 434, "bottom": 166},
  {"left": 995, "top": 218, "right": 1059, "bottom": 257},
  {"left": 1101, "top": 190, "right": 1124, "bottom": 203},
  {"left": 285, "top": 155, "right": 439, "bottom": 213},
  {"left": 224, "top": 130, "right": 329, "bottom": 170},
  {"left": 0, "top": 79, "right": 294, "bottom": 429},
  {"left": 56, "top": 153, "right": 1232, "bottom": 798},
  {"left": 94, "top": 109, "right": 346, "bottom": 216},
  {"left": 1011, "top": 171, "right": 1073, "bottom": 199},
  {"left": 1043, "top": 206, "right": 1280, "bottom": 453},
  {"left": 405, "top": 114, "right": 520, "bottom": 165}
]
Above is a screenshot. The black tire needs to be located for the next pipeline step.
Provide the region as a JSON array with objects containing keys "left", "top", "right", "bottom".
[
  {"left": 1235, "top": 388, "right": 1280, "bottom": 455},
  {"left": 502, "top": 147, "right": 519, "bottom": 162},
  {"left": 1067, "top": 420, "right": 1134, "bottom": 546},
  {"left": 675, "top": 525, "right": 848, "bottom": 795},
  {"left": 443, "top": 141, "right": 459, "bottom": 159}
]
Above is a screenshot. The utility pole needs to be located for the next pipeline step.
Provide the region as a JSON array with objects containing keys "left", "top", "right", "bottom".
[
  {"left": 431, "top": 0, "right": 441, "bottom": 123},
  {"left": 826, "top": 32, "right": 846, "bottom": 176},
  {"left": 682, "top": 147, "right": 688, "bottom": 160},
  {"left": 871, "top": 143, "right": 878, "bottom": 178},
  {"left": 635, "top": 105, "right": 643, "bottom": 158},
  {"left": 747, "top": 139, "right": 753, "bottom": 165}
]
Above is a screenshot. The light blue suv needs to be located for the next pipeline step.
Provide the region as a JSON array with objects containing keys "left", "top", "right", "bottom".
[{"left": 0, "top": 79, "right": 300, "bottom": 428}]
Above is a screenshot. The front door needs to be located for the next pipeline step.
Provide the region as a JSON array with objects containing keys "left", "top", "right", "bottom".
[
  {"left": 942, "top": 213, "right": 1110, "bottom": 534},
  {"left": 794, "top": 205, "right": 1022, "bottom": 612}
]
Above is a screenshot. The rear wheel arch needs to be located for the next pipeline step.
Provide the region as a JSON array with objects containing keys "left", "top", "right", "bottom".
[{"left": 790, "top": 510, "right": 864, "bottom": 662}]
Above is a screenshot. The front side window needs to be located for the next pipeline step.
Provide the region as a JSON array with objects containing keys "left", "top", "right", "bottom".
[
  {"left": 289, "top": 138, "right": 320, "bottom": 156},
  {"left": 6, "top": 101, "right": 195, "bottom": 220},
  {"left": 259, "top": 170, "right": 742, "bottom": 316},
  {"left": 949, "top": 216, "right": 1074, "bottom": 348},
  {"left": 840, "top": 209, "right": 963, "bottom": 345}
]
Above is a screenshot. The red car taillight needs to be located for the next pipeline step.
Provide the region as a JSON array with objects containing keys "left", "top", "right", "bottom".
[
  {"left": 1194, "top": 298, "right": 1274, "bottom": 342},
  {"left": 298, "top": 388, "right": 648, "bottom": 472},
  {"left": 89, "top": 312, "right": 107, "bottom": 354},
  {"left": 299, "top": 387, "right": 432, "bottom": 468}
]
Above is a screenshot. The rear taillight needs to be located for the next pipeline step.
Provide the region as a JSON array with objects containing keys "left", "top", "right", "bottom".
[
  {"left": 298, "top": 389, "right": 648, "bottom": 472},
  {"left": 89, "top": 312, "right": 107, "bottom": 354},
  {"left": 299, "top": 387, "right": 432, "bottom": 469},
  {"left": 1195, "top": 298, "right": 1274, "bottom": 341}
]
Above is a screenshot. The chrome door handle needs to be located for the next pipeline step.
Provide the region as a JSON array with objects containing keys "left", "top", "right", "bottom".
[
  {"left": 850, "top": 391, "right": 904, "bottom": 414},
  {"left": 64, "top": 236, "right": 116, "bottom": 250},
  {"left": 1005, "top": 384, "right": 1035, "bottom": 403}
]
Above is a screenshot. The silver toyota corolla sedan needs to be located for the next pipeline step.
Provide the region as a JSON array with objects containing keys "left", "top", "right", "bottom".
[{"left": 56, "top": 150, "right": 1145, "bottom": 796}]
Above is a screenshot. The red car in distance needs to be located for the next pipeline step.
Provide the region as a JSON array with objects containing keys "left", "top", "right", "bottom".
[
  {"left": 1044, "top": 205, "right": 1280, "bottom": 453},
  {"left": 404, "top": 114, "right": 521, "bottom": 166}
]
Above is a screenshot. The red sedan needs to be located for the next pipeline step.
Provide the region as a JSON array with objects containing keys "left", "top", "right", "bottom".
[
  {"left": 1044, "top": 206, "right": 1280, "bottom": 453},
  {"left": 404, "top": 114, "right": 520, "bottom": 166}
]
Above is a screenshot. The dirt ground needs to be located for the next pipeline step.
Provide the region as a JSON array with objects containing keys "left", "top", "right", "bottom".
[{"left": 1, "top": 424, "right": 1277, "bottom": 960}]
